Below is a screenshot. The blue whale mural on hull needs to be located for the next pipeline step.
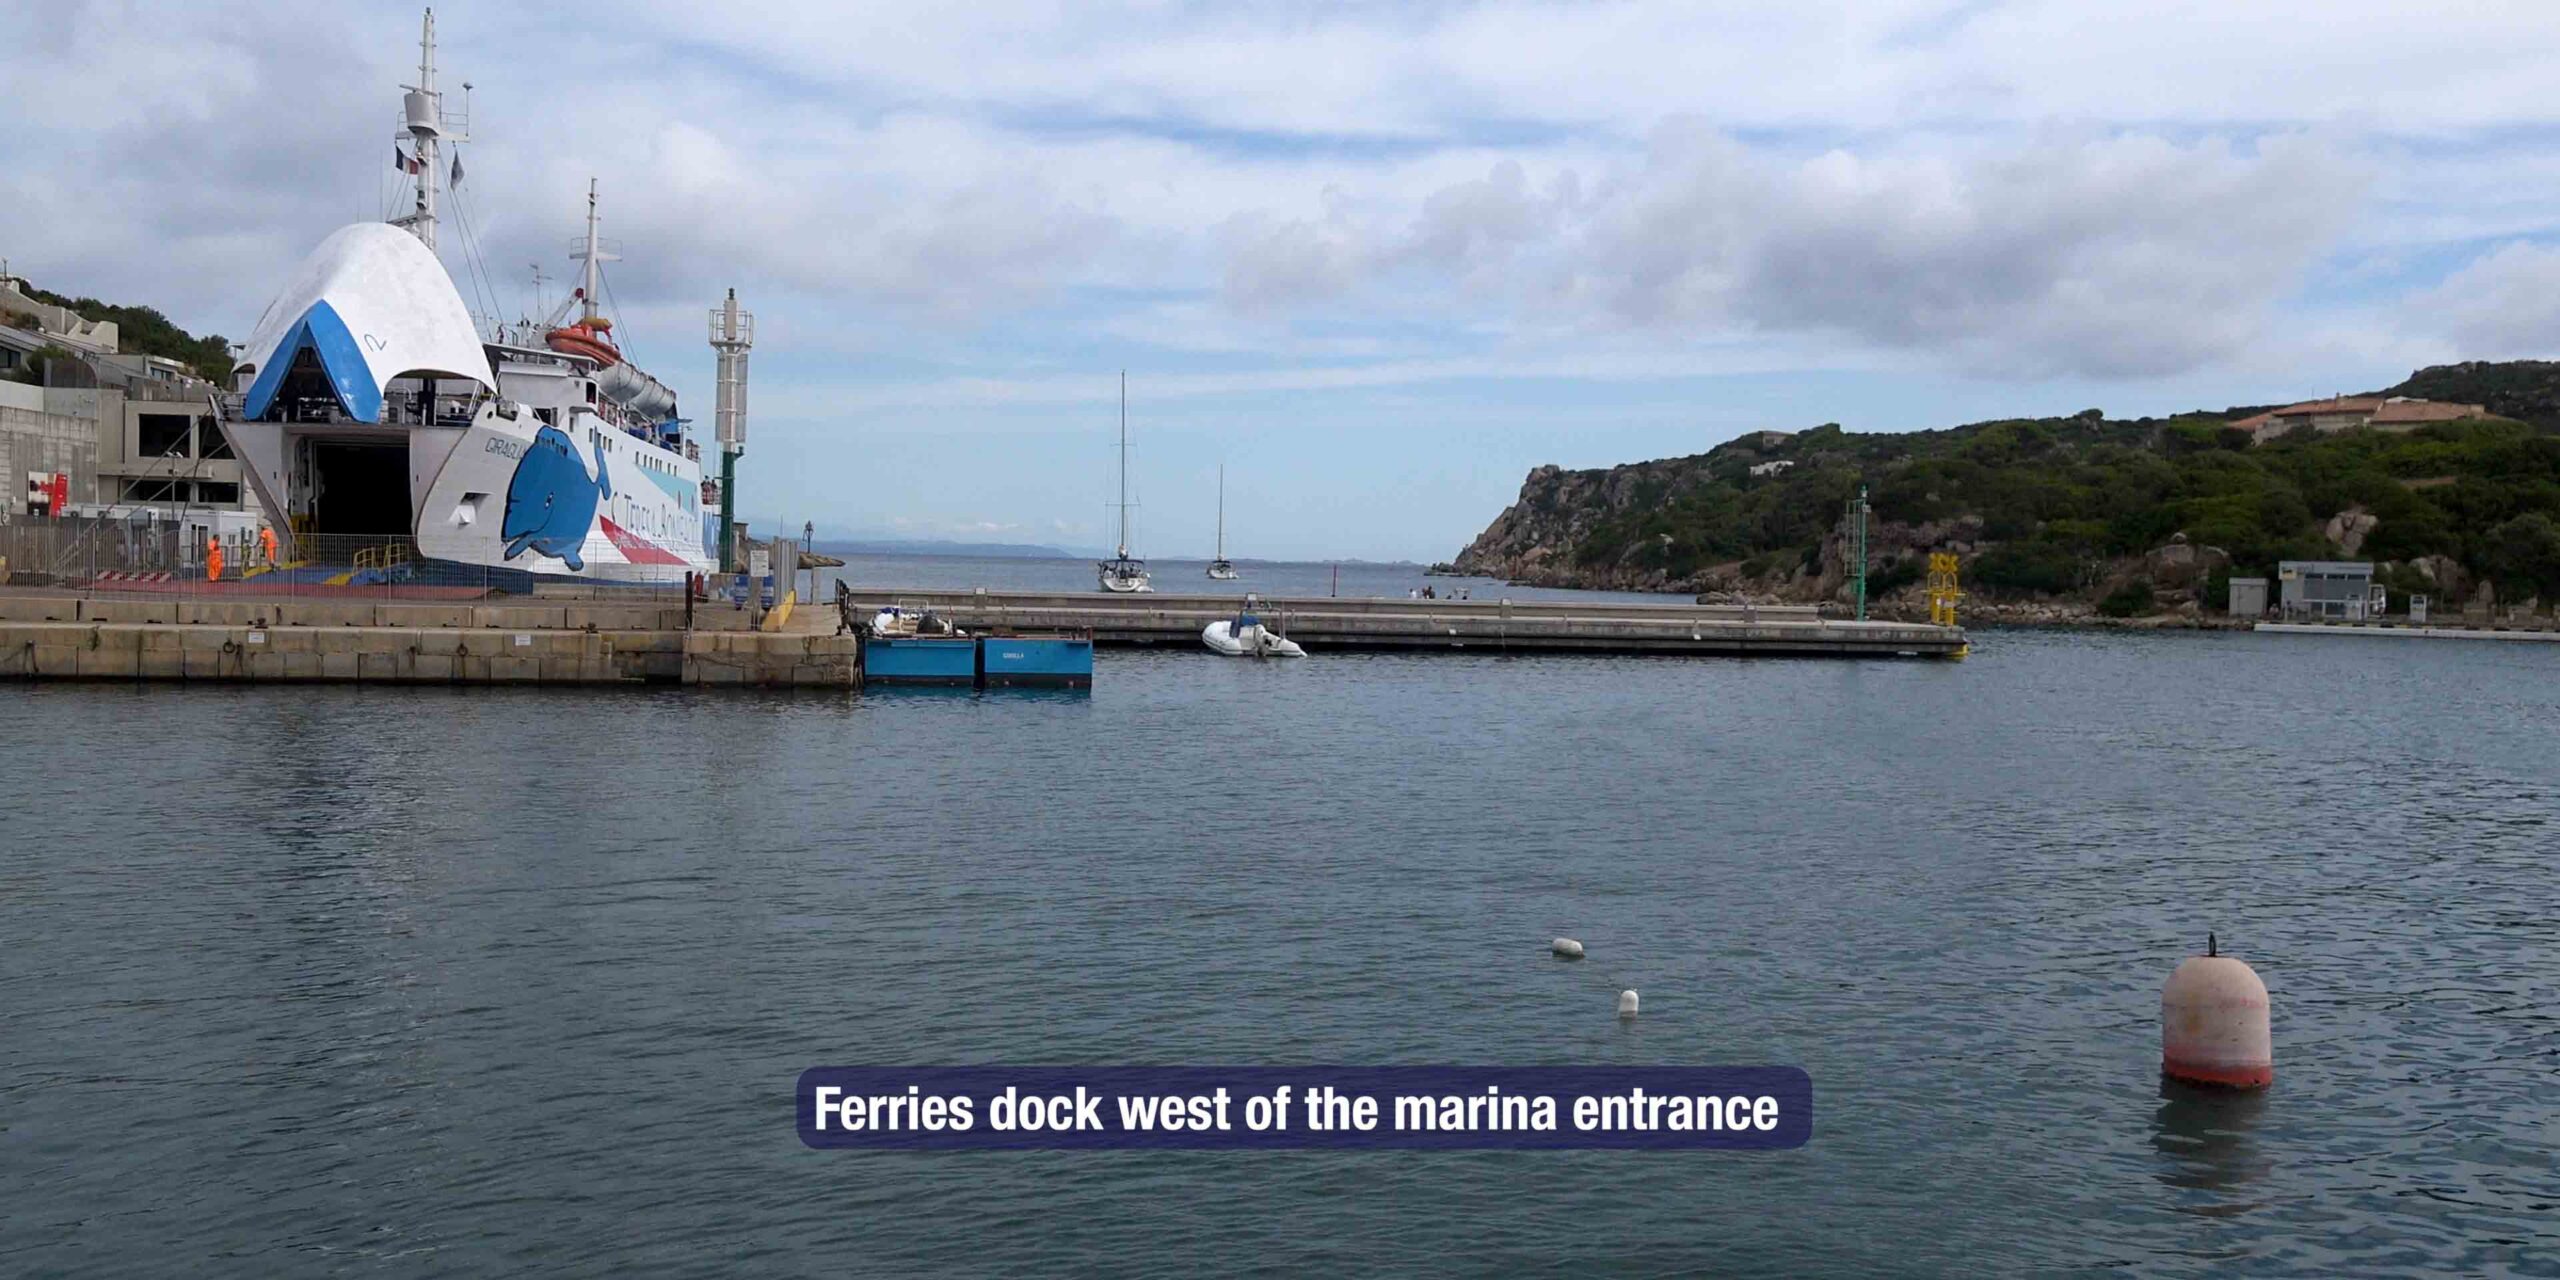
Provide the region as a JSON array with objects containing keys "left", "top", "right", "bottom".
[{"left": 501, "top": 425, "right": 613, "bottom": 571}]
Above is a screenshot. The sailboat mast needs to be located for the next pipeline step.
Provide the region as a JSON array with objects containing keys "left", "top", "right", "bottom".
[
  {"left": 1116, "top": 371, "right": 1131, "bottom": 559},
  {"left": 1216, "top": 464, "right": 1225, "bottom": 560}
]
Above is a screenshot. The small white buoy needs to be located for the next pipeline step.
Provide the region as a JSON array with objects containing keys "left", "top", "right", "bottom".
[
  {"left": 1551, "top": 937, "right": 1585, "bottom": 959},
  {"left": 2161, "top": 933, "right": 2271, "bottom": 1089},
  {"left": 1617, "top": 989, "right": 1639, "bottom": 1019}
]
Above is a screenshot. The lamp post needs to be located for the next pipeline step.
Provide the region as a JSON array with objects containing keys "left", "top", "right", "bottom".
[{"left": 1845, "top": 485, "right": 1871, "bottom": 621}]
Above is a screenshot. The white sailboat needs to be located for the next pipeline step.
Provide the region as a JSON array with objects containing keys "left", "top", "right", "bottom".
[
  {"left": 1097, "top": 371, "right": 1152, "bottom": 593},
  {"left": 1207, "top": 464, "right": 1239, "bottom": 580}
]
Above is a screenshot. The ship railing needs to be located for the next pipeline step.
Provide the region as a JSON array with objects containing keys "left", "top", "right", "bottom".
[
  {"left": 351, "top": 542, "right": 412, "bottom": 572},
  {"left": 374, "top": 392, "right": 490, "bottom": 428}
]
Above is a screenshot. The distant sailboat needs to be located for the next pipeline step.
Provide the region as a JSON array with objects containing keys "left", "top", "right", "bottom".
[
  {"left": 1207, "top": 464, "right": 1239, "bottom": 580},
  {"left": 1097, "top": 371, "right": 1152, "bottom": 593}
]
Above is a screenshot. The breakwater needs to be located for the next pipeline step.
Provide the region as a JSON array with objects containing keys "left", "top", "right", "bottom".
[
  {"left": 837, "top": 588, "right": 1965, "bottom": 657},
  {"left": 2256, "top": 620, "right": 2560, "bottom": 643}
]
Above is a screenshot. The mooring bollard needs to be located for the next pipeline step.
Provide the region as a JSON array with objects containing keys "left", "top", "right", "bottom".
[{"left": 2161, "top": 933, "right": 2272, "bottom": 1088}]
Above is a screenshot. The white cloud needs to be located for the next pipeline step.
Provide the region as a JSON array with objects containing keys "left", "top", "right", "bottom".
[
  {"left": 1218, "top": 194, "right": 1368, "bottom": 313},
  {"left": 0, "top": 0, "right": 2549, "bottom": 439},
  {"left": 2411, "top": 242, "right": 2560, "bottom": 360},
  {"left": 611, "top": 1, "right": 2560, "bottom": 141},
  {"left": 1209, "top": 126, "right": 2365, "bottom": 379},
  {"left": 1606, "top": 127, "right": 2363, "bottom": 378},
  {"left": 750, "top": 336, "right": 1879, "bottom": 421}
]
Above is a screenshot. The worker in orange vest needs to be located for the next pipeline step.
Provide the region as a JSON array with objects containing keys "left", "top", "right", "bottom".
[
  {"left": 206, "top": 534, "right": 224, "bottom": 582},
  {"left": 260, "top": 525, "right": 279, "bottom": 566}
]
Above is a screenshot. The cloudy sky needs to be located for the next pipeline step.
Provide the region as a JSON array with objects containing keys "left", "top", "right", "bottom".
[{"left": 7, "top": 2, "right": 2560, "bottom": 559}]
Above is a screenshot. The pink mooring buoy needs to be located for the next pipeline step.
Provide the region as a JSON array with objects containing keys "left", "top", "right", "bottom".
[{"left": 2160, "top": 933, "right": 2272, "bottom": 1089}]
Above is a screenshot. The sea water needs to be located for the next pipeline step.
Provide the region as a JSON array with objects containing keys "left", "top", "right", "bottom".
[{"left": 3, "top": 623, "right": 2553, "bottom": 1276}]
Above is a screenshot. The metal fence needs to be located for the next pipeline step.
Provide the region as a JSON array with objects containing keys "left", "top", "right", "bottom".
[
  {"left": 1, "top": 518, "right": 694, "bottom": 602},
  {"left": 1, "top": 513, "right": 190, "bottom": 580}
]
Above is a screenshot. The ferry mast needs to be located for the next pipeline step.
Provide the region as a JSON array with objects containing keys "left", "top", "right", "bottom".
[
  {"left": 390, "top": 8, "right": 467, "bottom": 252},
  {"left": 570, "top": 178, "right": 616, "bottom": 323}
]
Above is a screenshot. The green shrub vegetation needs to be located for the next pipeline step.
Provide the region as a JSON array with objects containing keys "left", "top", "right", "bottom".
[
  {"left": 2098, "top": 579, "right": 2157, "bottom": 617},
  {"left": 8, "top": 283, "right": 232, "bottom": 378},
  {"left": 1558, "top": 379, "right": 2560, "bottom": 600},
  {"left": 2480, "top": 512, "right": 2560, "bottom": 601},
  {"left": 1867, "top": 555, "right": 1923, "bottom": 596},
  {"left": 5, "top": 343, "right": 81, "bottom": 386}
]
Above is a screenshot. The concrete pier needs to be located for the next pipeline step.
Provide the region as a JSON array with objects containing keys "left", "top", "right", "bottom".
[
  {"left": 2255, "top": 621, "right": 2560, "bottom": 644},
  {"left": 837, "top": 588, "right": 1965, "bottom": 658},
  {"left": 0, "top": 593, "right": 858, "bottom": 687}
]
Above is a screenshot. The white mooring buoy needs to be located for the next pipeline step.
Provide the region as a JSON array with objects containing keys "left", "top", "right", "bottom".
[
  {"left": 2160, "top": 932, "right": 2272, "bottom": 1089},
  {"left": 1617, "top": 989, "right": 1639, "bottom": 1019},
  {"left": 1551, "top": 937, "right": 1585, "bottom": 959}
]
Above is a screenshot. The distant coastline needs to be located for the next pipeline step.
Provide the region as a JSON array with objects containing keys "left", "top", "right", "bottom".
[
  {"left": 813, "top": 539, "right": 1087, "bottom": 560},
  {"left": 813, "top": 539, "right": 1424, "bottom": 566}
]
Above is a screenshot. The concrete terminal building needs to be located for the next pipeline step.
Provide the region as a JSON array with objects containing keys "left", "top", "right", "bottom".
[{"left": 1, "top": 267, "right": 249, "bottom": 523}]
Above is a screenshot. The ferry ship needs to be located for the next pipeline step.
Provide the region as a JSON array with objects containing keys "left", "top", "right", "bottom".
[{"left": 216, "top": 10, "right": 715, "bottom": 585}]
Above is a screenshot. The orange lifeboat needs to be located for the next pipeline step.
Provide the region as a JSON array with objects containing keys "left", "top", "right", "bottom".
[
  {"left": 543, "top": 307, "right": 680, "bottom": 419},
  {"left": 544, "top": 313, "right": 621, "bottom": 367}
]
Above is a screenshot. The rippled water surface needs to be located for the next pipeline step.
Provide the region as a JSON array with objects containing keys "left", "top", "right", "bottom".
[{"left": 3, "top": 628, "right": 2555, "bottom": 1276}]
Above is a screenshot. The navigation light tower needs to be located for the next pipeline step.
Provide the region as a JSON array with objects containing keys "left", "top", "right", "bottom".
[{"left": 709, "top": 289, "right": 754, "bottom": 572}]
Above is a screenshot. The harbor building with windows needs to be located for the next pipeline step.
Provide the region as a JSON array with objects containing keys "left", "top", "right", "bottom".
[{"left": 2277, "top": 560, "right": 2383, "bottom": 620}]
